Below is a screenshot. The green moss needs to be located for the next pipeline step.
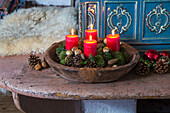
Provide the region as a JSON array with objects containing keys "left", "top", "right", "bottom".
[
  {"left": 81, "top": 61, "right": 88, "bottom": 65},
  {"left": 122, "top": 51, "right": 129, "bottom": 63},
  {"left": 120, "top": 45, "right": 126, "bottom": 51},
  {"left": 112, "top": 51, "right": 125, "bottom": 66},
  {"left": 120, "top": 46, "right": 129, "bottom": 63},
  {"left": 89, "top": 54, "right": 95, "bottom": 62},
  {"left": 94, "top": 55, "right": 105, "bottom": 67},
  {"left": 61, "top": 59, "right": 66, "bottom": 65},
  {"left": 55, "top": 40, "right": 131, "bottom": 67},
  {"left": 97, "top": 47, "right": 103, "bottom": 55},
  {"left": 104, "top": 52, "right": 112, "bottom": 61},
  {"left": 56, "top": 45, "right": 64, "bottom": 55},
  {"left": 56, "top": 41, "right": 66, "bottom": 55},
  {"left": 59, "top": 51, "right": 67, "bottom": 61}
]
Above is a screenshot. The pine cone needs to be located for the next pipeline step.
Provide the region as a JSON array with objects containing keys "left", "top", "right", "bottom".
[
  {"left": 154, "top": 59, "right": 168, "bottom": 74},
  {"left": 28, "top": 54, "right": 41, "bottom": 68},
  {"left": 85, "top": 61, "right": 97, "bottom": 68},
  {"left": 73, "top": 55, "right": 82, "bottom": 67},
  {"left": 136, "top": 61, "right": 150, "bottom": 76},
  {"left": 65, "top": 56, "right": 73, "bottom": 66}
]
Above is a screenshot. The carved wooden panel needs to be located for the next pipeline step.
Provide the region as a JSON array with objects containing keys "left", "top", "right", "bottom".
[
  {"left": 101, "top": 0, "right": 140, "bottom": 41},
  {"left": 80, "top": 0, "right": 100, "bottom": 37},
  {"left": 107, "top": 4, "right": 132, "bottom": 35},
  {"left": 140, "top": 0, "right": 170, "bottom": 42}
]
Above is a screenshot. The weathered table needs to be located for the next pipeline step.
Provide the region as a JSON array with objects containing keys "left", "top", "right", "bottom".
[{"left": 0, "top": 55, "right": 170, "bottom": 113}]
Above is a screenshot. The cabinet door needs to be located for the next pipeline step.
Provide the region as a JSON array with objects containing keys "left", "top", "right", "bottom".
[
  {"left": 137, "top": 0, "right": 170, "bottom": 52},
  {"left": 140, "top": 0, "right": 170, "bottom": 44},
  {"left": 79, "top": 0, "right": 101, "bottom": 37},
  {"left": 101, "top": 0, "right": 140, "bottom": 41}
]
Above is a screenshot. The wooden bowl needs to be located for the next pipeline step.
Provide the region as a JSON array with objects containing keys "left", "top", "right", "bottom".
[{"left": 44, "top": 40, "right": 140, "bottom": 83}]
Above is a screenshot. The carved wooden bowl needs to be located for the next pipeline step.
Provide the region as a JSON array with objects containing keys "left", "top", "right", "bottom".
[{"left": 44, "top": 39, "right": 140, "bottom": 83}]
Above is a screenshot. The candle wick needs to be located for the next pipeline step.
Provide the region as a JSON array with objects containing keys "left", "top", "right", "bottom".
[
  {"left": 112, "top": 29, "right": 115, "bottom": 36},
  {"left": 71, "top": 29, "right": 74, "bottom": 35},
  {"left": 90, "top": 24, "right": 93, "bottom": 30}
]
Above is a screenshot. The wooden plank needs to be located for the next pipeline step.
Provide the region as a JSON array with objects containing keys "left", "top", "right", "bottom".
[
  {"left": 0, "top": 92, "right": 13, "bottom": 102},
  {"left": 0, "top": 96, "right": 13, "bottom": 102},
  {"left": 0, "top": 101, "right": 19, "bottom": 111},
  {"left": 0, "top": 93, "right": 22, "bottom": 113},
  {"left": 0, "top": 110, "right": 21, "bottom": 113}
]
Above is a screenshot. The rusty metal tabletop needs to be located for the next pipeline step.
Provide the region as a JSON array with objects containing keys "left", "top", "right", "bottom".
[{"left": 0, "top": 55, "right": 170, "bottom": 100}]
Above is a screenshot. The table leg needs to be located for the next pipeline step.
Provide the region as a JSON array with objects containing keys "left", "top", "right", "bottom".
[{"left": 12, "top": 92, "right": 25, "bottom": 113}]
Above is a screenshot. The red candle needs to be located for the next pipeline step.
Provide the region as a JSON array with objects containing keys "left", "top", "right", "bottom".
[
  {"left": 107, "top": 30, "right": 120, "bottom": 51},
  {"left": 65, "top": 29, "right": 79, "bottom": 50},
  {"left": 85, "top": 24, "right": 97, "bottom": 40},
  {"left": 84, "top": 35, "right": 97, "bottom": 57}
]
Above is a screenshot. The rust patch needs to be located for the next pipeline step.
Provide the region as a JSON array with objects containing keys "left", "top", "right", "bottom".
[
  {"left": 106, "top": 95, "right": 112, "bottom": 99},
  {"left": 72, "top": 95, "right": 81, "bottom": 99},
  {"left": 55, "top": 93, "right": 70, "bottom": 99},
  {"left": 55, "top": 93, "right": 81, "bottom": 99},
  {"left": 88, "top": 95, "right": 103, "bottom": 99}
]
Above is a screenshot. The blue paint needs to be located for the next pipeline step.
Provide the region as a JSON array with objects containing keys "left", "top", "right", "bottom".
[
  {"left": 79, "top": 0, "right": 170, "bottom": 52},
  {"left": 82, "top": 100, "right": 136, "bottom": 113}
]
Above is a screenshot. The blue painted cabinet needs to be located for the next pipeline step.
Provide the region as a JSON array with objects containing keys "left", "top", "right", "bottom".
[
  {"left": 138, "top": 0, "right": 170, "bottom": 52},
  {"left": 79, "top": 0, "right": 170, "bottom": 52},
  {"left": 79, "top": 0, "right": 101, "bottom": 37},
  {"left": 101, "top": 0, "right": 140, "bottom": 42}
]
